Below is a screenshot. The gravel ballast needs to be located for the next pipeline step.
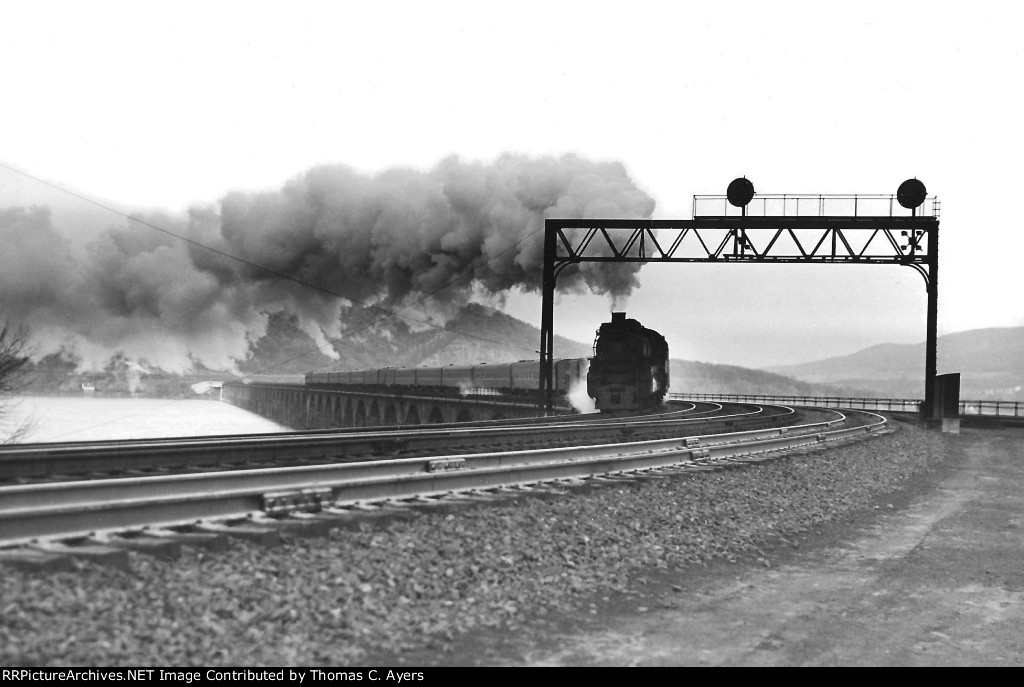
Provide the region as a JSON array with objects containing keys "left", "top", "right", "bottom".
[{"left": 1, "top": 421, "right": 951, "bottom": 665}]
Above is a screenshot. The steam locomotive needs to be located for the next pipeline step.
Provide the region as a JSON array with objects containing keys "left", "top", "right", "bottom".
[{"left": 586, "top": 312, "right": 669, "bottom": 412}]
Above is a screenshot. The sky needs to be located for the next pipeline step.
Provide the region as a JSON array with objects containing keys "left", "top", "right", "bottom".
[{"left": 1, "top": 1, "right": 1022, "bottom": 370}]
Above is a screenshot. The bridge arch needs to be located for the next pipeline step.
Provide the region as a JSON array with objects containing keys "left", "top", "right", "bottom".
[
  {"left": 368, "top": 400, "right": 381, "bottom": 427},
  {"left": 384, "top": 402, "right": 398, "bottom": 426},
  {"left": 355, "top": 400, "right": 367, "bottom": 427},
  {"left": 455, "top": 409, "right": 473, "bottom": 423},
  {"left": 331, "top": 396, "right": 343, "bottom": 427},
  {"left": 315, "top": 393, "right": 327, "bottom": 427},
  {"left": 405, "top": 405, "right": 421, "bottom": 425},
  {"left": 427, "top": 406, "right": 445, "bottom": 424}
]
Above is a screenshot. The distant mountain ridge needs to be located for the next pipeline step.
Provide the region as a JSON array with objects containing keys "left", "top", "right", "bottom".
[
  {"left": 239, "top": 304, "right": 855, "bottom": 398},
  {"left": 27, "top": 302, "right": 1018, "bottom": 402},
  {"left": 670, "top": 359, "right": 856, "bottom": 397},
  {"left": 24, "top": 302, "right": 871, "bottom": 399},
  {"left": 765, "top": 326, "right": 1024, "bottom": 400},
  {"left": 239, "top": 304, "right": 592, "bottom": 374}
]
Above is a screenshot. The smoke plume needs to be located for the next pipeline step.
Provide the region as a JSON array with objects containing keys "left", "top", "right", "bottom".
[{"left": 1, "top": 154, "right": 654, "bottom": 372}]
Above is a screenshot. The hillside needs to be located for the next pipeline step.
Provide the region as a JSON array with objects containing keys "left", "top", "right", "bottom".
[
  {"left": 240, "top": 306, "right": 856, "bottom": 399},
  {"left": 240, "top": 304, "right": 592, "bottom": 374},
  {"left": 766, "top": 327, "right": 1024, "bottom": 400},
  {"left": 670, "top": 359, "right": 856, "bottom": 397},
  {"left": 21, "top": 303, "right": 883, "bottom": 400}
]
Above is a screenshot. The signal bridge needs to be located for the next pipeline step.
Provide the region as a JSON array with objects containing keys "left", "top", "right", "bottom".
[{"left": 540, "top": 179, "right": 943, "bottom": 419}]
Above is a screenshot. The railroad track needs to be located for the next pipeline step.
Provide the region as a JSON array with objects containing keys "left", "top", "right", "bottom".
[
  {"left": 0, "top": 401, "right": 804, "bottom": 484},
  {"left": 0, "top": 405, "right": 887, "bottom": 565}
]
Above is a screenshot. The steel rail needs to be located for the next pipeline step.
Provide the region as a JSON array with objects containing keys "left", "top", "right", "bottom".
[
  {"left": 0, "top": 408, "right": 882, "bottom": 545},
  {"left": 0, "top": 402, "right": 781, "bottom": 481},
  {"left": 1, "top": 401, "right": 706, "bottom": 452}
]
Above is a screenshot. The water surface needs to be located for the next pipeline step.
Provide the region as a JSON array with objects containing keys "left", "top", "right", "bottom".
[{"left": 1, "top": 396, "right": 288, "bottom": 443}]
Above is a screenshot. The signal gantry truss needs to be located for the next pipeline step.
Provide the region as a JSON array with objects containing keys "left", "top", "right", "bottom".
[
  {"left": 539, "top": 193, "right": 941, "bottom": 417},
  {"left": 546, "top": 216, "right": 935, "bottom": 284}
]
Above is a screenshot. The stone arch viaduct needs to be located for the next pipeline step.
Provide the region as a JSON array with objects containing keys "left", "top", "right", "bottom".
[{"left": 222, "top": 382, "right": 540, "bottom": 430}]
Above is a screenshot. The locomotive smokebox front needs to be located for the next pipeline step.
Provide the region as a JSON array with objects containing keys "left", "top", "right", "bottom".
[{"left": 586, "top": 312, "right": 669, "bottom": 413}]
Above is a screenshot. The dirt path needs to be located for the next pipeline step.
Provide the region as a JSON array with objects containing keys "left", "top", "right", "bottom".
[{"left": 516, "top": 429, "right": 1024, "bottom": 666}]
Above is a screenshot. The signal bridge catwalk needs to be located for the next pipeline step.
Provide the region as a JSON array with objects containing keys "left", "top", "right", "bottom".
[{"left": 539, "top": 180, "right": 941, "bottom": 417}]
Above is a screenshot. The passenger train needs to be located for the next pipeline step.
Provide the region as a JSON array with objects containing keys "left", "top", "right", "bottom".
[
  {"left": 305, "top": 358, "right": 587, "bottom": 396},
  {"left": 244, "top": 313, "right": 669, "bottom": 413}
]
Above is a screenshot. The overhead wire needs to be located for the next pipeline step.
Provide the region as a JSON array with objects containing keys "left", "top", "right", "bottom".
[
  {"left": 0, "top": 159, "right": 544, "bottom": 369},
  {"left": 0, "top": 160, "right": 548, "bottom": 440}
]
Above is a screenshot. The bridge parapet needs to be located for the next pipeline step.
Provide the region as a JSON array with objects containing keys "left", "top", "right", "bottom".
[{"left": 671, "top": 393, "right": 1022, "bottom": 419}]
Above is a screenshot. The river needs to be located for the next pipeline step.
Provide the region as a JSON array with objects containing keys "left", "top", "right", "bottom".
[{"left": 1, "top": 395, "right": 288, "bottom": 443}]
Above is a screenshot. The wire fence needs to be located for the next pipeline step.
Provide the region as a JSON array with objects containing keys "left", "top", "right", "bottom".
[{"left": 670, "top": 393, "right": 1022, "bottom": 418}]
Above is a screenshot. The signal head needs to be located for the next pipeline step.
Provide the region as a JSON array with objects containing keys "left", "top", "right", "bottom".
[
  {"left": 727, "top": 177, "right": 755, "bottom": 208},
  {"left": 897, "top": 178, "right": 927, "bottom": 209}
]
